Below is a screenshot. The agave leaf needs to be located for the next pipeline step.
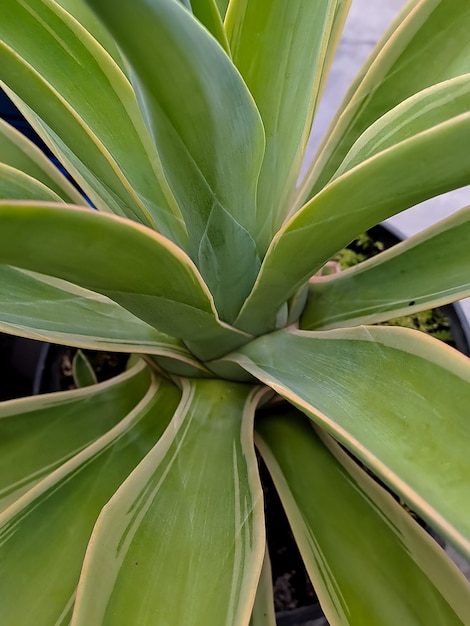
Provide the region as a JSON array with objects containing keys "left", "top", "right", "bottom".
[
  {"left": 0, "top": 360, "right": 150, "bottom": 512},
  {"left": 0, "top": 0, "right": 186, "bottom": 244},
  {"left": 72, "top": 349, "right": 98, "bottom": 388},
  {"left": 298, "top": 0, "right": 470, "bottom": 202},
  {"left": 256, "top": 409, "right": 470, "bottom": 626},
  {"left": 190, "top": 0, "right": 230, "bottom": 53},
  {"left": 0, "top": 163, "right": 64, "bottom": 202},
  {"left": 0, "top": 118, "right": 83, "bottom": 203},
  {"left": 0, "top": 265, "right": 208, "bottom": 376},
  {"left": 71, "top": 380, "right": 266, "bottom": 626},
  {"left": 84, "top": 0, "right": 265, "bottom": 321},
  {"left": 214, "top": 0, "right": 229, "bottom": 19},
  {"left": 226, "top": 0, "right": 346, "bottom": 252},
  {"left": 249, "top": 550, "right": 276, "bottom": 626},
  {"left": 0, "top": 370, "right": 180, "bottom": 626},
  {"left": 0, "top": 202, "right": 251, "bottom": 360},
  {"left": 302, "top": 205, "right": 470, "bottom": 330},
  {"left": 236, "top": 109, "right": 470, "bottom": 334},
  {"left": 227, "top": 326, "right": 470, "bottom": 558}
]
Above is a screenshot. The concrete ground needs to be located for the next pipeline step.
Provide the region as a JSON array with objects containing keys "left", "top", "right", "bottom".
[{"left": 301, "top": 0, "right": 470, "bottom": 585}]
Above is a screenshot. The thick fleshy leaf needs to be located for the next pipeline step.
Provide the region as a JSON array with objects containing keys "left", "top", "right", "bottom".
[
  {"left": 190, "top": 0, "right": 230, "bottom": 53},
  {"left": 0, "top": 118, "right": 83, "bottom": 203},
  {"left": 256, "top": 409, "right": 470, "bottom": 625},
  {"left": 0, "top": 265, "right": 208, "bottom": 375},
  {"left": 85, "top": 0, "right": 265, "bottom": 321},
  {"left": 227, "top": 326, "right": 470, "bottom": 558},
  {"left": 72, "top": 350, "right": 98, "bottom": 388},
  {"left": 0, "top": 202, "right": 251, "bottom": 360},
  {"left": 0, "top": 163, "right": 64, "bottom": 201},
  {"left": 249, "top": 550, "right": 276, "bottom": 626},
  {"left": 0, "top": 0, "right": 186, "bottom": 243},
  {"left": 298, "top": 0, "right": 470, "bottom": 202},
  {"left": 302, "top": 206, "right": 470, "bottom": 330},
  {"left": 72, "top": 379, "right": 265, "bottom": 626},
  {"left": 214, "top": 0, "right": 229, "bottom": 19},
  {"left": 235, "top": 109, "right": 470, "bottom": 334},
  {"left": 226, "top": 0, "right": 345, "bottom": 252},
  {"left": 0, "top": 359, "right": 150, "bottom": 513},
  {"left": 0, "top": 371, "right": 180, "bottom": 626}
]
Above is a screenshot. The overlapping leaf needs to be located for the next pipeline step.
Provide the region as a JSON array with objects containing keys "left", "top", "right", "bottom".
[
  {"left": 0, "top": 368, "right": 180, "bottom": 625},
  {"left": 0, "top": 202, "right": 251, "bottom": 360},
  {"left": 85, "top": 0, "right": 265, "bottom": 321},
  {"left": 257, "top": 409, "right": 470, "bottom": 625}
]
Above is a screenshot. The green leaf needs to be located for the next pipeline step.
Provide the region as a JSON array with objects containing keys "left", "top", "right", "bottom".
[
  {"left": 0, "top": 0, "right": 186, "bottom": 244},
  {"left": 214, "top": 0, "right": 229, "bottom": 20},
  {"left": 0, "top": 370, "right": 180, "bottom": 626},
  {"left": 236, "top": 109, "right": 470, "bottom": 335},
  {"left": 73, "top": 350, "right": 98, "bottom": 387},
  {"left": 190, "top": 0, "right": 230, "bottom": 53},
  {"left": 249, "top": 550, "right": 276, "bottom": 626},
  {"left": 0, "top": 265, "right": 209, "bottom": 375},
  {"left": 0, "top": 163, "right": 64, "bottom": 202},
  {"left": 227, "top": 326, "right": 470, "bottom": 558},
  {"left": 71, "top": 379, "right": 265, "bottom": 626},
  {"left": 85, "top": 0, "right": 265, "bottom": 321},
  {"left": 0, "top": 202, "right": 251, "bottom": 361},
  {"left": 0, "top": 118, "right": 83, "bottom": 203},
  {"left": 256, "top": 409, "right": 470, "bottom": 625},
  {"left": 298, "top": 0, "right": 470, "bottom": 201},
  {"left": 302, "top": 205, "right": 470, "bottom": 330},
  {"left": 226, "top": 0, "right": 344, "bottom": 252},
  {"left": 0, "top": 360, "right": 150, "bottom": 513}
]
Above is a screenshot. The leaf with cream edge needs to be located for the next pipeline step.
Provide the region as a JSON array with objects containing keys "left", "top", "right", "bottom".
[
  {"left": 71, "top": 380, "right": 266, "bottom": 626},
  {"left": 0, "top": 202, "right": 251, "bottom": 360},
  {"left": 256, "top": 409, "right": 470, "bottom": 626},
  {"left": 226, "top": 326, "right": 470, "bottom": 558},
  {"left": 227, "top": 0, "right": 348, "bottom": 253},
  {"left": 0, "top": 366, "right": 180, "bottom": 626},
  {"left": 190, "top": 0, "right": 230, "bottom": 53},
  {"left": 249, "top": 551, "right": 276, "bottom": 626},
  {"left": 0, "top": 0, "right": 186, "bottom": 244},
  {"left": 84, "top": 0, "right": 266, "bottom": 322},
  {"left": 0, "top": 163, "right": 64, "bottom": 202},
  {"left": 297, "top": 0, "right": 470, "bottom": 204},
  {"left": 301, "top": 205, "right": 470, "bottom": 330}
]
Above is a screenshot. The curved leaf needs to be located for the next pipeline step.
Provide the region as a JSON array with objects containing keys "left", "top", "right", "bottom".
[
  {"left": 302, "top": 205, "right": 470, "bottom": 330},
  {"left": 0, "top": 0, "right": 186, "bottom": 243},
  {"left": 0, "top": 163, "right": 64, "bottom": 201},
  {"left": 226, "top": 0, "right": 344, "bottom": 252},
  {"left": 0, "top": 370, "right": 180, "bottom": 626},
  {"left": 298, "top": 0, "right": 470, "bottom": 202},
  {"left": 256, "top": 409, "right": 470, "bottom": 626},
  {"left": 236, "top": 110, "right": 470, "bottom": 334},
  {"left": 249, "top": 550, "right": 276, "bottom": 626},
  {"left": 190, "top": 0, "right": 230, "bottom": 53},
  {"left": 84, "top": 0, "right": 265, "bottom": 321},
  {"left": 72, "top": 379, "right": 266, "bottom": 626},
  {"left": 228, "top": 326, "right": 470, "bottom": 558},
  {"left": 0, "top": 117, "right": 83, "bottom": 203},
  {"left": 0, "top": 202, "right": 251, "bottom": 360},
  {"left": 0, "top": 265, "right": 208, "bottom": 374}
]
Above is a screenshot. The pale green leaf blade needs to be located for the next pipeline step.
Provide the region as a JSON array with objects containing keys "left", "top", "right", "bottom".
[
  {"left": 0, "top": 202, "right": 250, "bottom": 360},
  {"left": 249, "top": 550, "right": 276, "bottom": 626},
  {"left": 0, "top": 118, "right": 83, "bottom": 203},
  {"left": 73, "top": 350, "right": 98, "bottom": 387},
  {"left": 72, "top": 379, "right": 265, "bottom": 626},
  {"left": 0, "top": 265, "right": 208, "bottom": 375},
  {"left": 190, "top": 0, "right": 230, "bottom": 53},
  {"left": 0, "top": 360, "right": 150, "bottom": 513},
  {"left": 227, "top": 326, "right": 470, "bottom": 557},
  {"left": 299, "top": 0, "right": 470, "bottom": 201},
  {"left": 302, "top": 206, "right": 470, "bottom": 330},
  {"left": 226, "top": 0, "right": 346, "bottom": 251},
  {"left": 214, "top": 0, "right": 229, "bottom": 19},
  {"left": 256, "top": 409, "right": 470, "bottom": 626},
  {"left": 0, "top": 163, "right": 64, "bottom": 201},
  {"left": 85, "top": 0, "right": 265, "bottom": 321},
  {"left": 0, "top": 371, "right": 180, "bottom": 626},
  {"left": 0, "top": 0, "right": 186, "bottom": 244},
  {"left": 236, "top": 110, "right": 470, "bottom": 334}
]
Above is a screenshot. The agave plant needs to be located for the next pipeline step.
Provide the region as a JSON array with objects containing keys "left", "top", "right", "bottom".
[{"left": 1, "top": 0, "right": 470, "bottom": 624}]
